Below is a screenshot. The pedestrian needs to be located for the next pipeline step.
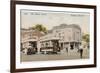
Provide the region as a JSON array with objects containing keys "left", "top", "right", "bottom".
[
  {"left": 65, "top": 44, "right": 68, "bottom": 53},
  {"left": 79, "top": 44, "right": 83, "bottom": 58}
]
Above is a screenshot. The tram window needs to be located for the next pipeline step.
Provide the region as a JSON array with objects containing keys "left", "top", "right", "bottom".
[{"left": 46, "top": 43, "right": 48, "bottom": 47}]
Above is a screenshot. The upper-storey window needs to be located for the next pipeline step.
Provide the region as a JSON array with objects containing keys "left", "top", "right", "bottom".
[{"left": 56, "top": 30, "right": 59, "bottom": 33}]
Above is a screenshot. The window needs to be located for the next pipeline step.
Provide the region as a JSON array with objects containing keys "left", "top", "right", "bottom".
[
  {"left": 46, "top": 42, "right": 48, "bottom": 47},
  {"left": 59, "top": 33, "right": 61, "bottom": 38},
  {"left": 29, "top": 33, "right": 33, "bottom": 39},
  {"left": 73, "top": 32, "right": 75, "bottom": 40},
  {"left": 62, "top": 36, "right": 64, "bottom": 40}
]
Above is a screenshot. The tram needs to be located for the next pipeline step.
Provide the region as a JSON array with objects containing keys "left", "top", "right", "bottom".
[{"left": 40, "top": 38, "right": 61, "bottom": 54}]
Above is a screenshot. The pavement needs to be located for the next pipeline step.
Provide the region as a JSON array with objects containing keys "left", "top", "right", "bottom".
[{"left": 21, "top": 48, "right": 89, "bottom": 62}]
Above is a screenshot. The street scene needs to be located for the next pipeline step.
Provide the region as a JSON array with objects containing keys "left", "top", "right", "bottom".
[
  {"left": 21, "top": 48, "right": 89, "bottom": 62},
  {"left": 20, "top": 10, "right": 90, "bottom": 62}
]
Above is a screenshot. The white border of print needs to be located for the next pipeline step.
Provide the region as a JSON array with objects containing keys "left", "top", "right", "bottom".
[{"left": 16, "top": 5, "right": 94, "bottom": 69}]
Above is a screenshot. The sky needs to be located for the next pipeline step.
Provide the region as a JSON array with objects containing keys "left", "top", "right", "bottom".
[{"left": 21, "top": 9, "right": 90, "bottom": 33}]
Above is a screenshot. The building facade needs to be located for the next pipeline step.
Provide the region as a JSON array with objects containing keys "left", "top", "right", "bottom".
[
  {"left": 21, "top": 28, "right": 44, "bottom": 52},
  {"left": 40, "top": 24, "right": 81, "bottom": 52}
]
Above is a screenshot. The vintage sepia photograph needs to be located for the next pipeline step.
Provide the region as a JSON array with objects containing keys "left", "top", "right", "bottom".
[
  {"left": 11, "top": 1, "right": 96, "bottom": 72},
  {"left": 20, "top": 9, "right": 90, "bottom": 62}
]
